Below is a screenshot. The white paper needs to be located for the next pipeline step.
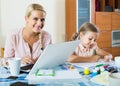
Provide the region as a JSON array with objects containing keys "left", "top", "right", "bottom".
[{"left": 70, "top": 59, "right": 113, "bottom": 68}]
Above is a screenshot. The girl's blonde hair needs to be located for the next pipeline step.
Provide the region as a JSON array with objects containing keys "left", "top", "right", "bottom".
[
  {"left": 71, "top": 22, "right": 99, "bottom": 41},
  {"left": 25, "top": 3, "right": 46, "bottom": 17}
]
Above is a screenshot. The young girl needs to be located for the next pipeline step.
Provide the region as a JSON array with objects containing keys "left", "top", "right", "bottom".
[{"left": 68, "top": 22, "right": 112, "bottom": 63}]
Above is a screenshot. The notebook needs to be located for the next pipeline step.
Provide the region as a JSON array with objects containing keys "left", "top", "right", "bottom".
[{"left": 26, "top": 40, "right": 80, "bottom": 78}]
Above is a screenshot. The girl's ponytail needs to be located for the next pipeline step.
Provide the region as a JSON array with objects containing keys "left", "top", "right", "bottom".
[{"left": 70, "top": 32, "right": 80, "bottom": 41}]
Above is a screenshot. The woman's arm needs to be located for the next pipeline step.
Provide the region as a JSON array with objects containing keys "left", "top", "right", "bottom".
[{"left": 4, "top": 33, "right": 15, "bottom": 58}]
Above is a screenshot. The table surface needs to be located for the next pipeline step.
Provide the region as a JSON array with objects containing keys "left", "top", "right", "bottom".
[{"left": 0, "top": 61, "right": 116, "bottom": 86}]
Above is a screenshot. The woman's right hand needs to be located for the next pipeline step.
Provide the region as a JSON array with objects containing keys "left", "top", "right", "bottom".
[{"left": 21, "top": 56, "right": 35, "bottom": 65}]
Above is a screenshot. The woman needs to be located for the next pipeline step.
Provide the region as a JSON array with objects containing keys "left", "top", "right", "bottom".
[{"left": 4, "top": 3, "right": 52, "bottom": 65}]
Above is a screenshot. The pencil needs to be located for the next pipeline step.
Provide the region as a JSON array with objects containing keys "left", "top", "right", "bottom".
[{"left": 94, "top": 49, "right": 96, "bottom": 55}]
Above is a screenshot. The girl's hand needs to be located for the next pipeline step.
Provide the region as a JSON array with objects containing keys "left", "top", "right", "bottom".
[
  {"left": 21, "top": 56, "right": 35, "bottom": 65},
  {"left": 104, "top": 54, "right": 112, "bottom": 62}
]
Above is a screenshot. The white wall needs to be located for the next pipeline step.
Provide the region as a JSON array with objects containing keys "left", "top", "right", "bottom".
[{"left": 0, "top": 0, "right": 65, "bottom": 47}]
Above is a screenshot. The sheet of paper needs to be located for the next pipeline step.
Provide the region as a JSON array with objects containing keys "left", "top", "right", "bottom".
[{"left": 70, "top": 59, "right": 113, "bottom": 68}]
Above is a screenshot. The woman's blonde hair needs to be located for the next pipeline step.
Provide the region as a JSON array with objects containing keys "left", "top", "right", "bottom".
[
  {"left": 25, "top": 3, "right": 46, "bottom": 17},
  {"left": 71, "top": 22, "right": 99, "bottom": 41}
]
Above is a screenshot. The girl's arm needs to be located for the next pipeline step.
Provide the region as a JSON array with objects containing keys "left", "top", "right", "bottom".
[
  {"left": 68, "top": 53, "right": 101, "bottom": 63},
  {"left": 96, "top": 48, "right": 113, "bottom": 62}
]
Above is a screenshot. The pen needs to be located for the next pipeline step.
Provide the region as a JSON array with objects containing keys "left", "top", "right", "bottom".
[{"left": 94, "top": 49, "right": 96, "bottom": 55}]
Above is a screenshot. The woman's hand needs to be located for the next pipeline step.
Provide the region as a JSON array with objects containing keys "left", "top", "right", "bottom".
[
  {"left": 104, "top": 54, "right": 112, "bottom": 62},
  {"left": 33, "top": 57, "right": 38, "bottom": 63},
  {"left": 21, "top": 56, "right": 35, "bottom": 65}
]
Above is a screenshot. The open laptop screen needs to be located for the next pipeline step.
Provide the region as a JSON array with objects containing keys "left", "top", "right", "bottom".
[{"left": 27, "top": 40, "right": 80, "bottom": 76}]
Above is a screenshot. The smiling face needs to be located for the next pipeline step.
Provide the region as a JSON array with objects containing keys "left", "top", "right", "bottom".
[
  {"left": 80, "top": 31, "right": 99, "bottom": 49},
  {"left": 25, "top": 10, "right": 46, "bottom": 33}
]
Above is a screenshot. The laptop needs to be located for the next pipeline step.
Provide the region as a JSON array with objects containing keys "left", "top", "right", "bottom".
[{"left": 26, "top": 40, "right": 80, "bottom": 78}]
